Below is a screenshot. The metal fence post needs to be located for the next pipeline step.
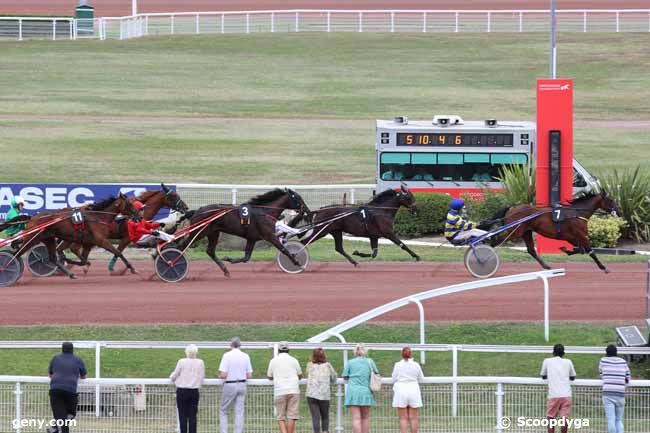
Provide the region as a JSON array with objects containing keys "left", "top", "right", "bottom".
[
  {"left": 409, "top": 298, "right": 426, "bottom": 365},
  {"left": 350, "top": 188, "right": 356, "bottom": 204},
  {"left": 327, "top": 11, "right": 331, "bottom": 32},
  {"left": 452, "top": 345, "right": 458, "bottom": 417},
  {"left": 271, "top": 12, "right": 275, "bottom": 33},
  {"left": 390, "top": 12, "right": 395, "bottom": 32},
  {"left": 519, "top": 12, "right": 523, "bottom": 32},
  {"left": 422, "top": 12, "right": 427, "bottom": 32},
  {"left": 14, "top": 382, "right": 22, "bottom": 433},
  {"left": 69, "top": 19, "right": 74, "bottom": 40},
  {"left": 145, "top": 15, "right": 149, "bottom": 36},
  {"left": 583, "top": 11, "right": 587, "bottom": 32},
  {"left": 455, "top": 12, "right": 459, "bottom": 33},
  {"left": 487, "top": 11, "right": 491, "bottom": 32},
  {"left": 53, "top": 19, "right": 57, "bottom": 41},
  {"left": 616, "top": 11, "right": 620, "bottom": 32},
  {"left": 295, "top": 12, "right": 299, "bottom": 32},
  {"left": 221, "top": 13, "right": 225, "bottom": 34},
  {"left": 358, "top": 12, "right": 363, "bottom": 32},
  {"left": 196, "top": 13, "right": 200, "bottom": 34},
  {"left": 171, "top": 14, "right": 175, "bottom": 35},
  {"left": 246, "top": 13, "right": 250, "bottom": 34},
  {"left": 542, "top": 274, "right": 550, "bottom": 342},
  {"left": 18, "top": 18, "right": 22, "bottom": 41},
  {"left": 231, "top": 188, "right": 237, "bottom": 206},
  {"left": 95, "top": 342, "right": 101, "bottom": 417},
  {"left": 335, "top": 382, "right": 344, "bottom": 433},
  {"left": 495, "top": 383, "right": 504, "bottom": 433}
]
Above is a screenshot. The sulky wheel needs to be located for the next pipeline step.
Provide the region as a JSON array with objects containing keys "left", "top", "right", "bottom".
[
  {"left": 154, "top": 248, "right": 189, "bottom": 283},
  {"left": 277, "top": 241, "right": 309, "bottom": 274},
  {"left": 27, "top": 243, "right": 58, "bottom": 277},
  {"left": 0, "top": 251, "right": 23, "bottom": 287},
  {"left": 464, "top": 244, "right": 500, "bottom": 279}
]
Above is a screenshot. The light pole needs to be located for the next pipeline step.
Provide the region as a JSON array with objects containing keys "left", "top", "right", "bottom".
[{"left": 549, "top": 0, "right": 557, "bottom": 78}]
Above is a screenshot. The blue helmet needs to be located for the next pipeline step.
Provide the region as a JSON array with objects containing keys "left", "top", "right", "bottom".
[{"left": 450, "top": 198, "right": 465, "bottom": 210}]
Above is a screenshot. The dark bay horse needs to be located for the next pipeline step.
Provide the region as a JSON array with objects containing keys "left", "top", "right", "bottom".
[
  {"left": 60, "top": 183, "right": 189, "bottom": 271},
  {"left": 489, "top": 190, "right": 621, "bottom": 273},
  {"left": 295, "top": 185, "right": 420, "bottom": 266},
  {"left": 179, "top": 188, "right": 310, "bottom": 277},
  {"left": 12, "top": 194, "right": 140, "bottom": 279}
]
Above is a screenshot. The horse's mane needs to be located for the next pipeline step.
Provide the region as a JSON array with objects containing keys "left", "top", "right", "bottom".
[
  {"left": 135, "top": 190, "right": 159, "bottom": 202},
  {"left": 367, "top": 189, "right": 398, "bottom": 205},
  {"left": 87, "top": 196, "right": 117, "bottom": 211},
  {"left": 570, "top": 191, "right": 598, "bottom": 205},
  {"left": 248, "top": 188, "right": 286, "bottom": 205}
]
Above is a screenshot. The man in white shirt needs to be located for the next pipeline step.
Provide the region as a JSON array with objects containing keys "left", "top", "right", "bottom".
[
  {"left": 267, "top": 341, "right": 303, "bottom": 433},
  {"left": 540, "top": 344, "right": 576, "bottom": 433},
  {"left": 219, "top": 337, "right": 253, "bottom": 433}
]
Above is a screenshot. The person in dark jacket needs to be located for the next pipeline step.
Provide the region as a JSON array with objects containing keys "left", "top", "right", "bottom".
[{"left": 47, "top": 342, "right": 87, "bottom": 433}]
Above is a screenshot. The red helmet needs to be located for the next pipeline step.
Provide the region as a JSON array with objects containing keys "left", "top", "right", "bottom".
[{"left": 133, "top": 201, "right": 144, "bottom": 210}]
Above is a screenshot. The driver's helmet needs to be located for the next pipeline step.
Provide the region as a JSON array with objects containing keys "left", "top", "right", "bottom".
[
  {"left": 10, "top": 196, "right": 25, "bottom": 208},
  {"left": 450, "top": 198, "right": 465, "bottom": 211},
  {"left": 133, "top": 201, "right": 144, "bottom": 211}
]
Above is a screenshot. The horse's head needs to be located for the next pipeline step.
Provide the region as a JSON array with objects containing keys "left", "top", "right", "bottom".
[
  {"left": 599, "top": 190, "right": 621, "bottom": 217},
  {"left": 285, "top": 188, "right": 311, "bottom": 218},
  {"left": 397, "top": 184, "right": 417, "bottom": 215},
  {"left": 161, "top": 183, "right": 189, "bottom": 213},
  {"left": 116, "top": 193, "right": 140, "bottom": 218}
]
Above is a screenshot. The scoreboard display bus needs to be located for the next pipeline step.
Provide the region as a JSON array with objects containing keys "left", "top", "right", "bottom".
[{"left": 376, "top": 116, "right": 598, "bottom": 198}]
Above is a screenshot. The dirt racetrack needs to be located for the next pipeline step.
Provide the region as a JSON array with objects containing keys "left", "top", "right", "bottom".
[
  {"left": 4, "top": 1, "right": 649, "bottom": 18},
  {"left": 0, "top": 260, "right": 645, "bottom": 325}
]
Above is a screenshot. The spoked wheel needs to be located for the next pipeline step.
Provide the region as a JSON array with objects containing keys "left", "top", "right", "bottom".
[
  {"left": 464, "top": 244, "right": 500, "bottom": 279},
  {"left": 154, "top": 248, "right": 189, "bottom": 283},
  {"left": 27, "top": 243, "right": 58, "bottom": 277},
  {"left": 0, "top": 251, "right": 23, "bottom": 287},
  {"left": 277, "top": 241, "right": 309, "bottom": 274}
]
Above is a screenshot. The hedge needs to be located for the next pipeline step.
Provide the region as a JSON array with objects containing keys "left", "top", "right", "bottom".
[{"left": 394, "top": 192, "right": 450, "bottom": 237}]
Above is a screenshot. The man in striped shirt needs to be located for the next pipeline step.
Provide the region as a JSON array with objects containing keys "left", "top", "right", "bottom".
[
  {"left": 444, "top": 198, "right": 487, "bottom": 243},
  {"left": 599, "top": 345, "right": 631, "bottom": 433}
]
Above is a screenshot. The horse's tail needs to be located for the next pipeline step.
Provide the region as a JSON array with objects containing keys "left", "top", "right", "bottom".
[{"left": 477, "top": 206, "right": 511, "bottom": 231}]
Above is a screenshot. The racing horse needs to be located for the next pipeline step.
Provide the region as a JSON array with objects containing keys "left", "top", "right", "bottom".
[
  {"left": 178, "top": 188, "right": 310, "bottom": 277},
  {"left": 487, "top": 190, "right": 621, "bottom": 273},
  {"left": 294, "top": 185, "right": 420, "bottom": 266},
  {"left": 59, "top": 183, "right": 189, "bottom": 271},
  {"left": 3, "top": 194, "right": 140, "bottom": 279}
]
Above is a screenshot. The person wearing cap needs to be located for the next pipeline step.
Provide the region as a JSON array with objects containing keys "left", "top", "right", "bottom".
[
  {"left": 170, "top": 344, "right": 205, "bottom": 433},
  {"left": 219, "top": 337, "right": 253, "bottom": 433},
  {"left": 3, "top": 196, "right": 27, "bottom": 238},
  {"left": 47, "top": 342, "right": 87, "bottom": 433},
  {"left": 127, "top": 200, "right": 175, "bottom": 247},
  {"left": 444, "top": 198, "right": 487, "bottom": 243},
  {"left": 267, "top": 342, "right": 303, "bottom": 433}
]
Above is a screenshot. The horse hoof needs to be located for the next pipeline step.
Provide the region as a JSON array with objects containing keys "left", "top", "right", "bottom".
[
  {"left": 69, "top": 274, "right": 77, "bottom": 280},
  {"left": 130, "top": 268, "right": 139, "bottom": 275},
  {"left": 352, "top": 262, "right": 359, "bottom": 267},
  {"left": 415, "top": 256, "right": 421, "bottom": 262},
  {"left": 604, "top": 268, "right": 611, "bottom": 274}
]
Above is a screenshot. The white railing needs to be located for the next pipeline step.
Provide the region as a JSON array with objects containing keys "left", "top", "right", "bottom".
[
  {"left": 1, "top": 375, "right": 649, "bottom": 433},
  {"left": 2, "top": 10, "right": 649, "bottom": 41}
]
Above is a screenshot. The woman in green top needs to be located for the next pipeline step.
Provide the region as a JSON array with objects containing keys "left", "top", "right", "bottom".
[
  {"left": 342, "top": 343, "right": 379, "bottom": 433},
  {"left": 4, "top": 196, "right": 27, "bottom": 237}
]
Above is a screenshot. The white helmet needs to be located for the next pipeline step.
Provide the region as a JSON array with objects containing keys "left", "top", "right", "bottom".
[{"left": 12, "top": 196, "right": 25, "bottom": 207}]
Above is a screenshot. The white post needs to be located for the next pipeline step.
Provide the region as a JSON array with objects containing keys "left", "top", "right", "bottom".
[
  {"left": 333, "top": 333, "right": 348, "bottom": 366},
  {"left": 583, "top": 11, "right": 587, "bottom": 32},
  {"left": 196, "top": 13, "right": 200, "bottom": 34},
  {"left": 327, "top": 11, "right": 331, "bottom": 33},
  {"left": 519, "top": 11, "right": 523, "bottom": 32},
  {"left": 171, "top": 14, "right": 174, "bottom": 35},
  {"left": 231, "top": 188, "right": 237, "bottom": 206},
  {"left": 246, "top": 13, "right": 250, "bottom": 34},
  {"left": 132, "top": 0, "right": 138, "bottom": 16},
  {"left": 102, "top": 19, "right": 107, "bottom": 40},
  {"left": 273, "top": 343, "right": 279, "bottom": 358},
  {"left": 69, "top": 19, "right": 73, "bottom": 40},
  {"left": 543, "top": 275, "right": 550, "bottom": 342},
  {"left": 409, "top": 298, "right": 426, "bottom": 365},
  {"left": 487, "top": 11, "right": 491, "bottom": 32},
  {"left": 350, "top": 188, "right": 356, "bottom": 204},
  {"left": 95, "top": 342, "right": 101, "bottom": 417},
  {"left": 271, "top": 12, "right": 275, "bottom": 33},
  {"left": 145, "top": 15, "right": 149, "bottom": 36},
  {"left": 18, "top": 18, "right": 22, "bottom": 41},
  {"left": 295, "top": 12, "right": 299, "bottom": 32},
  {"left": 358, "top": 11, "right": 363, "bottom": 32},
  {"left": 221, "top": 14, "right": 225, "bottom": 34},
  {"left": 14, "top": 382, "right": 22, "bottom": 433},
  {"left": 616, "top": 11, "right": 620, "bottom": 33},
  {"left": 495, "top": 383, "right": 504, "bottom": 433},
  {"left": 53, "top": 19, "right": 57, "bottom": 41},
  {"left": 455, "top": 12, "right": 459, "bottom": 33},
  {"left": 335, "top": 383, "right": 344, "bottom": 433},
  {"left": 390, "top": 12, "right": 395, "bottom": 33},
  {"left": 423, "top": 12, "right": 427, "bottom": 32},
  {"left": 452, "top": 345, "right": 458, "bottom": 417}
]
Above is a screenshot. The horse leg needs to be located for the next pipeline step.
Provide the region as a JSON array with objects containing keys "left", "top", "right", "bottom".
[
  {"left": 46, "top": 238, "right": 76, "bottom": 279},
  {"left": 384, "top": 232, "right": 421, "bottom": 261},
  {"left": 108, "top": 238, "right": 130, "bottom": 272},
  {"left": 585, "top": 247, "right": 610, "bottom": 273},
  {"left": 332, "top": 231, "right": 359, "bottom": 267},
  {"left": 223, "top": 239, "right": 257, "bottom": 264},
  {"left": 352, "top": 237, "right": 379, "bottom": 258},
  {"left": 522, "top": 231, "right": 551, "bottom": 270},
  {"left": 572, "top": 233, "right": 610, "bottom": 273},
  {"left": 205, "top": 232, "right": 230, "bottom": 277},
  {"left": 96, "top": 239, "right": 138, "bottom": 274}
]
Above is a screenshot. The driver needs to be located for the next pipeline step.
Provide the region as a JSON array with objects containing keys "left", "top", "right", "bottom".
[
  {"left": 2, "top": 196, "right": 28, "bottom": 240},
  {"left": 444, "top": 198, "right": 487, "bottom": 243},
  {"left": 275, "top": 210, "right": 302, "bottom": 242},
  {"left": 127, "top": 201, "right": 175, "bottom": 247}
]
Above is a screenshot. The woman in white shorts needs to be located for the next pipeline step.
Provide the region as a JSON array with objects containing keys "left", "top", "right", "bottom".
[{"left": 391, "top": 347, "right": 424, "bottom": 433}]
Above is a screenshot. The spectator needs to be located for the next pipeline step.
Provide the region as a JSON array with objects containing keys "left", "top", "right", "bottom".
[
  {"left": 219, "top": 337, "right": 253, "bottom": 433},
  {"left": 342, "top": 343, "right": 378, "bottom": 433},
  {"left": 170, "top": 344, "right": 205, "bottom": 433},
  {"left": 391, "top": 347, "right": 424, "bottom": 433},
  {"left": 47, "top": 342, "right": 87, "bottom": 433},
  {"left": 267, "top": 341, "right": 303, "bottom": 433},
  {"left": 599, "top": 344, "right": 631, "bottom": 433},
  {"left": 540, "top": 344, "right": 576, "bottom": 433},
  {"left": 306, "top": 348, "right": 337, "bottom": 433}
]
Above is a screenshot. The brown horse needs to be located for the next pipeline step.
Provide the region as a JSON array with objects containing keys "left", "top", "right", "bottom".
[
  {"left": 17, "top": 194, "right": 140, "bottom": 279},
  {"left": 59, "top": 183, "right": 189, "bottom": 271},
  {"left": 295, "top": 185, "right": 419, "bottom": 266},
  {"left": 489, "top": 190, "right": 621, "bottom": 273}
]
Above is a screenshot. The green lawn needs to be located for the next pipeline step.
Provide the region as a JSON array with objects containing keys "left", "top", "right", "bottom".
[
  {"left": 1, "top": 323, "right": 648, "bottom": 380},
  {"left": 0, "top": 33, "right": 648, "bottom": 183}
]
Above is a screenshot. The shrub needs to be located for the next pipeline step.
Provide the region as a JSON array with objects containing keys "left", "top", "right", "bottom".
[
  {"left": 587, "top": 216, "right": 626, "bottom": 248},
  {"left": 496, "top": 164, "right": 536, "bottom": 205},
  {"left": 601, "top": 166, "right": 650, "bottom": 242},
  {"left": 463, "top": 190, "right": 511, "bottom": 223},
  {"left": 394, "top": 192, "right": 450, "bottom": 237}
]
